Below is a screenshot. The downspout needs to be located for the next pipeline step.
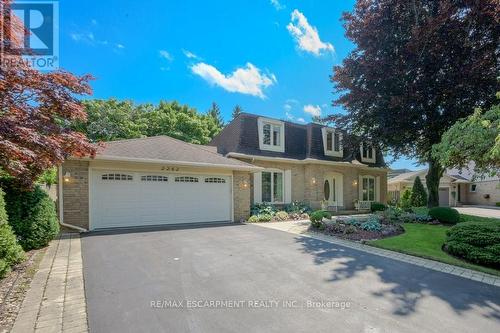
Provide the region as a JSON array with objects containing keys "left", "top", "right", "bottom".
[{"left": 58, "top": 165, "right": 87, "bottom": 232}]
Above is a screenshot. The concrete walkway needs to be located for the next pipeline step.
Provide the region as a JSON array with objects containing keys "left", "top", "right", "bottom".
[
  {"left": 11, "top": 233, "right": 88, "bottom": 333},
  {"left": 455, "top": 206, "right": 500, "bottom": 219},
  {"left": 253, "top": 221, "right": 500, "bottom": 287}
]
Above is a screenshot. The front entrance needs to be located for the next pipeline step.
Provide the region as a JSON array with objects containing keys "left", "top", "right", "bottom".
[{"left": 323, "top": 172, "right": 344, "bottom": 208}]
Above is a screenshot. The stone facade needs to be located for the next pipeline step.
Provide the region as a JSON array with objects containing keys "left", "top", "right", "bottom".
[
  {"left": 233, "top": 171, "right": 251, "bottom": 222},
  {"left": 463, "top": 181, "right": 500, "bottom": 206},
  {"left": 60, "top": 160, "right": 90, "bottom": 230}
]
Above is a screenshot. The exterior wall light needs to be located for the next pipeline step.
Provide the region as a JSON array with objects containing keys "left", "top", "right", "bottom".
[
  {"left": 353, "top": 180, "right": 358, "bottom": 186},
  {"left": 240, "top": 180, "right": 249, "bottom": 189},
  {"left": 63, "top": 172, "right": 71, "bottom": 182},
  {"left": 311, "top": 177, "right": 316, "bottom": 185}
]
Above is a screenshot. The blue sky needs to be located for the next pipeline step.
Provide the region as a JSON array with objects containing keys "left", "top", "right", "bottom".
[{"left": 61, "top": 0, "right": 418, "bottom": 170}]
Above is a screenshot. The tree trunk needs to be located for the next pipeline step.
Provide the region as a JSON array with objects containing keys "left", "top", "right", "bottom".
[{"left": 425, "top": 157, "right": 444, "bottom": 208}]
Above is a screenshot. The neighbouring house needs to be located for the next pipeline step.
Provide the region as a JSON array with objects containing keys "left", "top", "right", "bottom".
[
  {"left": 58, "top": 113, "right": 388, "bottom": 231},
  {"left": 209, "top": 113, "right": 387, "bottom": 212},
  {"left": 388, "top": 165, "right": 500, "bottom": 207},
  {"left": 388, "top": 168, "right": 412, "bottom": 179}
]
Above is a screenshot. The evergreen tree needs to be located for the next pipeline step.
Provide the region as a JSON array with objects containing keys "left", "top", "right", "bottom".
[
  {"left": 410, "top": 176, "right": 428, "bottom": 207},
  {"left": 207, "top": 102, "right": 224, "bottom": 128},
  {"left": 232, "top": 105, "right": 243, "bottom": 120}
]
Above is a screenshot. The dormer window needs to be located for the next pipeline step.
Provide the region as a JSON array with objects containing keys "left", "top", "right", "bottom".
[
  {"left": 322, "top": 127, "right": 343, "bottom": 157},
  {"left": 258, "top": 117, "right": 285, "bottom": 152},
  {"left": 360, "top": 142, "right": 376, "bottom": 163}
]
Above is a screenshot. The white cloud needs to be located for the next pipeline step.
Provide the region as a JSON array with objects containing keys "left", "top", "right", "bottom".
[
  {"left": 183, "top": 49, "right": 199, "bottom": 59},
  {"left": 116, "top": 43, "right": 125, "bottom": 49},
  {"left": 270, "top": 0, "right": 285, "bottom": 10},
  {"left": 297, "top": 117, "right": 306, "bottom": 123},
  {"left": 284, "top": 104, "right": 292, "bottom": 111},
  {"left": 287, "top": 9, "right": 334, "bottom": 56},
  {"left": 303, "top": 104, "right": 321, "bottom": 117},
  {"left": 159, "top": 50, "right": 174, "bottom": 61},
  {"left": 190, "top": 62, "right": 276, "bottom": 98}
]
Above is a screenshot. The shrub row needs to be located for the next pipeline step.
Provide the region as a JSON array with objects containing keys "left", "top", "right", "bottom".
[
  {"left": 445, "top": 221, "right": 500, "bottom": 268},
  {"left": 0, "top": 188, "right": 25, "bottom": 278}
]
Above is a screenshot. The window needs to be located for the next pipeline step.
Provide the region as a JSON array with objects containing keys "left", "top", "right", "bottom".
[
  {"left": 322, "top": 128, "right": 343, "bottom": 157},
  {"left": 175, "top": 176, "right": 199, "bottom": 183},
  {"left": 261, "top": 171, "right": 284, "bottom": 203},
  {"left": 362, "top": 176, "right": 375, "bottom": 201},
  {"left": 102, "top": 174, "right": 133, "bottom": 181},
  {"left": 141, "top": 175, "right": 168, "bottom": 182},
  {"left": 258, "top": 118, "right": 285, "bottom": 152},
  {"left": 470, "top": 184, "right": 477, "bottom": 192},
  {"left": 205, "top": 177, "right": 226, "bottom": 183},
  {"left": 360, "top": 142, "right": 376, "bottom": 163}
]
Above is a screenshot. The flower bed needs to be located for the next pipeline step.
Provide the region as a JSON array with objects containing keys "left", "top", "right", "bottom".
[{"left": 247, "top": 201, "right": 311, "bottom": 223}]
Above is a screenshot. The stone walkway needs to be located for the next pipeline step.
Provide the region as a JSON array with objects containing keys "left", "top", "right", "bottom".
[
  {"left": 455, "top": 206, "right": 500, "bottom": 219},
  {"left": 11, "top": 233, "right": 88, "bottom": 333},
  {"left": 253, "top": 220, "right": 500, "bottom": 287}
]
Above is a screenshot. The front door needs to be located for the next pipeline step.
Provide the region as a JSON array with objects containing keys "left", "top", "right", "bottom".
[{"left": 324, "top": 172, "right": 344, "bottom": 207}]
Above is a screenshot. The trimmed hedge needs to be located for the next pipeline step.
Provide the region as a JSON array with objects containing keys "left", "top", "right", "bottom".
[
  {"left": 429, "top": 207, "right": 460, "bottom": 224},
  {"left": 2, "top": 183, "right": 59, "bottom": 250},
  {"left": 445, "top": 222, "right": 500, "bottom": 268},
  {"left": 0, "top": 188, "right": 25, "bottom": 278},
  {"left": 370, "top": 202, "right": 386, "bottom": 212}
]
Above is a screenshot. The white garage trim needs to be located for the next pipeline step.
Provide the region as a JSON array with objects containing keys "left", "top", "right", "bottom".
[{"left": 89, "top": 168, "right": 233, "bottom": 230}]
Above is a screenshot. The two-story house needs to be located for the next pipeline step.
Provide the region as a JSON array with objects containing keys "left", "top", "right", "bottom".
[
  {"left": 209, "top": 113, "right": 388, "bottom": 212},
  {"left": 57, "top": 113, "right": 387, "bottom": 231}
]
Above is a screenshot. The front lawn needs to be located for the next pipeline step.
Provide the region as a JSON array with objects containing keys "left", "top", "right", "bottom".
[{"left": 369, "top": 222, "right": 500, "bottom": 277}]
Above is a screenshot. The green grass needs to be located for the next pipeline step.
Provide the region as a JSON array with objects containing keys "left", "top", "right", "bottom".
[
  {"left": 459, "top": 214, "right": 499, "bottom": 224},
  {"left": 368, "top": 222, "right": 500, "bottom": 277}
]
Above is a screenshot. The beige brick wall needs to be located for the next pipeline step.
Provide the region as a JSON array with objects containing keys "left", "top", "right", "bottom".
[
  {"left": 60, "top": 160, "right": 89, "bottom": 230},
  {"left": 233, "top": 171, "right": 251, "bottom": 222},
  {"left": 464, "top": 181, "right": 500, "bottom": 206},
  {"left": 234, "top": 158, "right": 387, "bottom": 211}
]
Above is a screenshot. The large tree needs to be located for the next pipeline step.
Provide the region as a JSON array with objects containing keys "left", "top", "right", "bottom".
[
  {"left": 0, "top": 0, "right": 98, "bottom": 188},
  {"left": 207, "top": 102, "right": 224, "bottom": 128},
  {"left": 232, "top": 105, "right": 243, "bottom": 120},
  {"left": 433, "top": 97, "right": 500, "bottom": 178},
  {"left": 329, "top": 0, "right": 499, "bottom": 206}
]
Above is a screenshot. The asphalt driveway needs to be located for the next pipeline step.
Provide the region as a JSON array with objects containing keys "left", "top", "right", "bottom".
[{"left": 82, "top": 223, "right": 500, "bottom": 333}]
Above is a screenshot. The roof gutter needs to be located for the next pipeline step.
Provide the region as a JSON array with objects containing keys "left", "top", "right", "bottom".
[
  {"left": 73, "top": 156, "right": 263, "bottom": 172},
  {"left": 226, "top": 152, "right": 388, "bottom": 171}
]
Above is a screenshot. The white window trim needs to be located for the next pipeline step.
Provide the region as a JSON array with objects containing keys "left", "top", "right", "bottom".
[
  {"left": 321, "top": 127, "right": 343, "bottom": 157},
  {"left": 361, "top": 175, "right": 376, "bottom": 202},
  {"left": 258, "top": 117, "right": 285, "bottom": 153},
  {"left": 261, "top": 169, "right": 285, "bottom": 204},
  {"left": 470, "top": 184, "right": 477, "bottom": 192},
  {"left": 360, "top": 142, "right": 376, "bottom": 163}
]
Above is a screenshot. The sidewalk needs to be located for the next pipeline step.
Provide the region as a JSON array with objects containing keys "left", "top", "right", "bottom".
[
  {"left": 253, "top": 220, "right": 500, "bottom": 287},
  {"left": 11, "top": 233, "right": 88, "bottom": 333}
]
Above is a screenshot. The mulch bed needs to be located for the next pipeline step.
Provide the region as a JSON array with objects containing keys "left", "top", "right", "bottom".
[
  {"left": 0, "top": 248, "right": 46, "bottom": 333},
  {"left": 311, "top": 222, "right": 405, "bottom": 242}
]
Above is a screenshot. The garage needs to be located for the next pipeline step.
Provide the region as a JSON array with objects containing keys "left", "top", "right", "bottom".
[
  {"left": 90, "top": 170, "right": 232, "bottom": 229},
  {"left": 438, "top": 188, "right": 450, "bottom": 207}
]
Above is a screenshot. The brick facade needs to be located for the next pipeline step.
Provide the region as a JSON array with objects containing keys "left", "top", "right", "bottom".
[
  {"left": 60, "top": 160, "right": 90, "bottom": 230},
  {"left": 233, "top": 171, "right": 251, "bottom": 222}
]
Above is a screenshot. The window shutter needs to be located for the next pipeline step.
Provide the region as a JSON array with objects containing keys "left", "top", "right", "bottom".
[
  {"left": 375, "top": 176, "right": 381, "bottom": 202},
  {"left": 284, "top": 170, "right": 292, "bottom": 203},
  {"left": 358, "top": 175, "right": 363, "bottom": 200},
  {"left": 339, "top": 133, "right": 343, "bottom": 153},
  {"left": 253, "top": 172, "right": 262, "bottom": 204},
  {"left": 338, "top": 174, "right": 344, "bottom": 207}
]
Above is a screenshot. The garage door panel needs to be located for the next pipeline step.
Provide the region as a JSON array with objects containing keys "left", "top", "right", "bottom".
[{"left": 91, "top": 171, "right": 231, "bottom": 229}]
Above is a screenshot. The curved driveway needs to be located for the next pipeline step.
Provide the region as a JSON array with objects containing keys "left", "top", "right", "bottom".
[{"left": 82, "top": 223, "right": 500, "bottom": 333}]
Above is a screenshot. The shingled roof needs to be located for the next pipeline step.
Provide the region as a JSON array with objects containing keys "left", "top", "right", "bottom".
[
  {"left": 209, "top": 113, "right": 386, "bottom": 167},
  {"left": 92, "top": 135, "right": 261, "bottom": 171}
]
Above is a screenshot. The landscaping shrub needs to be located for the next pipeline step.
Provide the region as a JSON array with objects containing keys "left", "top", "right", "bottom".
[
  {"left": 370, "top": 202, "right": 386, "bottom": 212},
  {"left": 410, "top": 176, "right": 427, "bottom": 207},
  {"left": 361, "top": 216, "right": 382, "bottom": 231},
  {"left": 247, "top": 215, "right": 260, "bottom": 223},
  {"left": 496, "top": 202, "right": 500, "bottom": 207},
  {"left": 411, "top": 206, "right": 429, "bottom": 215},
  {"left": 273, "top": 211, "right": 289, "bottom": 221},
  {"left": 429, "top": 207, "right": 460, "bottom": 224},
  {"left": 310, "top": 210, "right": 331, "bottom": 228},
  {"left": 258, "top": 214, "right": 273, "bottom": 222},
  {"left": 2, "top": 183, "right": 59, "bottom": 250},
  {"left": 285, "top": 201, "right": 312, "bottom": 214},
  {"left": 445, "top": 222, "right": 500, "bottom": 268},
  {"left": 250, "top": 203, "right": 277, "bottom": 216},
  {"left": 399, "top": 188, "right": 412, "bottom": 210},
  {"left": 344, "top": 217, "right": 361, "bottom": 227},
  {"left": 0, "top": 189, "right": 25, "bottom": 278}
]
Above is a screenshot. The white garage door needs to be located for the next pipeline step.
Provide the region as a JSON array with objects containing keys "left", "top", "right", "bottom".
[
  {"left": 439, "top": 188, "right": 450, "bottom": 207},
  {"left": 90, "top": 170, "right": 232, "bottom": 229}
]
